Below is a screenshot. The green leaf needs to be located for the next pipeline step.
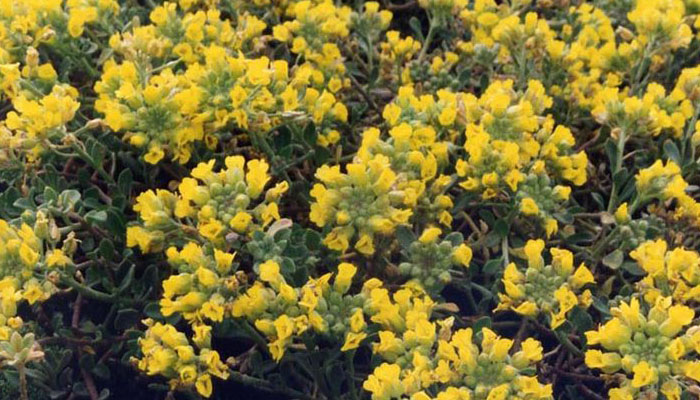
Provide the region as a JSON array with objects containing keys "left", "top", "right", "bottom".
[
  {"left": 114, "top": 308, "right": 140, "bottom": 330},
  {"left": 58, "top": 190, "right": 81, "bottom": 211},
  {"left": 303, "top": 122, "right": 317, "bottom": 147},
  {"left": 98, "top": 239, "right": 114, "bottom": 261},
  {"left": 493, "top": 219, "right": 509, "bottom": 238},
  {"left": 591, "top": 192, "right": 605, "bottom": 210},
  {"left": 478, "top": 210, "right": 495, "bottom": 226},
  {"left": 472, "top": 316, "right": 491, "bottom": 333},
  {"left": 117, "top": 168, "right": 133, "bottom": 196},
  {"left": 304, "top": 230, "right": 322, "bottom": 251},
  {"left": 395, "top": 225, "right": 416, "bottom": 250},
  {"left": 457, "top": 68, "right": 471, "bottom": 89},
  {"left": 85, "top": 210, "right": 108, "bottom": 224},
  {"left": 602, "top": 249, "right": 624, "bottom": 270},
  {"left": 444, "top": 232, "right": 464, "bottom": 246},
  {"left": 621, "top": 261, "right": 646, "bottom": 276},
  {"left": 409, "top": 17, "right": 424, "bottom": 41},
  {"left": 43, "top": 186, "right": 58, "bottom": 203},
  {"left": 117, "top": 265, "right": 136, "bottom": 293},
  {"left": 612, "top": 168, "right": 629, "bottom": 188},
  {"left": 482, "top": 258, "right": 503, "bottom": 275},
  {"left": 663, "top": 139, "right": 681, "bottom": 165},
  {"left": 592, "top": 296, "right": 611, "bottom": 316},
  {"left": 91, "top": 363, "right": 111, "bottom": 380},
  {"left": 12, "top": 197, "right": 34, "bottom": 211},
  {"left": 605, "top": 138, "right": 618, "bottom": 169},
  {"left": 568, "top": 306, "right": 593, "bottom": 333},
  {"left": 144, "top": 302, "right": 163, "bottom": 319}
]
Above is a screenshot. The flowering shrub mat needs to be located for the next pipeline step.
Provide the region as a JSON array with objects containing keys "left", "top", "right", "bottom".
[{"left": 1, "top": 0, "right": 700, "bottom": 399}]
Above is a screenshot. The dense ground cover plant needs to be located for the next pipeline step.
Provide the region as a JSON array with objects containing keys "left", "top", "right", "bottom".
[{"left": 1, "top": 0, "right": 700, "bottom": 399}]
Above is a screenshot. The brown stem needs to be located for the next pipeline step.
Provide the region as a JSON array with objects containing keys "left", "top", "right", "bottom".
[
  {"left": 577, "top": 384, "right": 606, "bottom": 400},
  {"left": 72, "top": 295, "right": 99, "bottom": 400},
  {"left": 18, "top": 364, "right": 28, "bottom": 400}
]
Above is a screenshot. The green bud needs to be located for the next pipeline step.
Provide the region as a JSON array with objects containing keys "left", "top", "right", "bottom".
[
  {"left": 438, "top": 242, "right": 452, "bottom": 254},
  {"left": 317, "top": 297, "right": 328, "bottom": 313},
  {"left": 210, "top": 182, "right": 223, "bottom": 196},
  {"left": 34, "top": 211, "right": 49, "bottom": 240},
  {"left": 235, "top": 181, "right": 247, "bottom": 193},
  {"left": 286, "top": 306, "right": 300, "bottom": 317},
  {"left": 399, "top": 263, "right": 412, "bottom": 276},
  {"left": 234, "top": 194, "right": 250, "bottom": 208},
  {"left": 645, "top": 320, "right": 659, "bottom": 336}
]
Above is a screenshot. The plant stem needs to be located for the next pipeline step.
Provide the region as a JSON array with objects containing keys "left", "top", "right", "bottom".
[
  {"left": 346, "top": 350, "right": 359, "bottom": 400},
  {"left": 417, "top": 18, "right": 436, "bottom": 63},
  {"left": 607, "top": 129, "right": 627, "bottom": 213},
  {"left": 61, "top": 276, "right": 137, "bottom": 305},
  {"left": 228, "top": 371, "right": 314, "bottom": 400},
  {"left": 18, "top": 364, "right": 28, "bottom": 400},
  {"left": 70, "top": 141, "right": 115, "bottom": 186},
  {"left": 555, "top": 330, "right": 582, "bottom": 356}
]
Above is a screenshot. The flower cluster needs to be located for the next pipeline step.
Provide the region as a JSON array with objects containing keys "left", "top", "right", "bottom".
[
  {"left": 95, "top": 46, "right": 347, "bottom": 164},
  {"left": 635, "top": 160, "right": 700, "bottom": 226},
  {"left": 232, "top": 260, "right": 369, "bottom": 360},
  {"left": 135, "top": 320, "right": 229, "bottom": 398},
  {"left": 273, "top": 1, "right": 352, "bottom": 77},
  {"left": 160, "top": 243, "right": 239, "bottom": 326},
  {"left": 631, "top": 240, "right": 700, "bottom": 304},
  {"left": 5, "top": 0, "right": 700, "bottom": 399},
  {"left": 456, "top": 80, "right": 586, "bottom": 236},
  {"left": 0, "top": 212, "right": 75, "bottom": 339},
  {"left": 309, "top": 155, "right": 413, "bottom": 255},
  {"left": 0, "top": 54, "right": 80, "bottom": 163},
  {"left": 591, "top": 83, "right": 693, "bottom": 138},
  {"left": 398, "top": 227, "right": 472, "bottom": 294},
  {"left": 127, "top": 156, "right": 287, "bottom": 252},
  {"left": 585, "top": 297, "right": 699, "bottom": 400},
  {"left": 365, "top": 305, "right": 552, "bottom": 399},
  {"left": 496, "top": 239, "right": 595, "bottom": 328},
  {"left": 357, "top": 124, "right": 453, "bottom": 227}
]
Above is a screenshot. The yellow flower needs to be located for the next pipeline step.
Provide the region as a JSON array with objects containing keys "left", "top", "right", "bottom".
[
  {"left": 230, "top": 211, "right": 253, "bottom": 233},
  {"left": 19, "top": 243, "right": 39, "bottom": 267},
  {"left": 383, "top": 103, "right": 402, "bottom": 126},
  {"left": 453, "top": 244, "right": 473, "bottom": 267},
  {"left": 614, "top": 202, "right": 629, "bottom": 223},
  {"left": 512, "top": 301, "right": 538, "bottom": 316},
  {"left": 520, "top": 338, "right": 543, "bottom": 362},
  {"left": 683, "top": 361, "right": 700, "bottom": 382},
  {"left": 199, "top": 220, "right": 224, "bottom": 241},
  {"left": 571, "top": 265, "right": 595, "bottom": 288},
  {"left": 584, "top": 350, "right": 621, "bottom": 373},
  {"left": 341, "top": 331, "right": 367, "bottom": 351},
  {"left": 523, "top": 239, "right": 545, "bottom": 268},
  {"left": 46, "top": 249, "right": 71, "bottom": 267},
  {"left": 355, "top": 233, "right": 376, "bottom": 255},
  {"left": 631, "top": 361, "right": 657, "bottom": 388},
  {"left": 260, "top": 260, "right": 283, "bottom": 288},
  {"left": 179, "top": 365, "right": 197, "bottom": 385},
  {"left": 418, "top": 227, "right": 441, "bottom": 244},
  {"left": 334, "top": 263, "right": 357, "bottom": 294},
  {"left": 144, "top": 145, "right": 165, "bottom": 164},
  {"left": 195, "top": 374, "right": 213, "bottom": 397},
  {"left": 520, "top": 197, "right": 539, "bottom": 215},
  {"left": 246, "top": 159, "right": 271, "bottom": 198}
]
